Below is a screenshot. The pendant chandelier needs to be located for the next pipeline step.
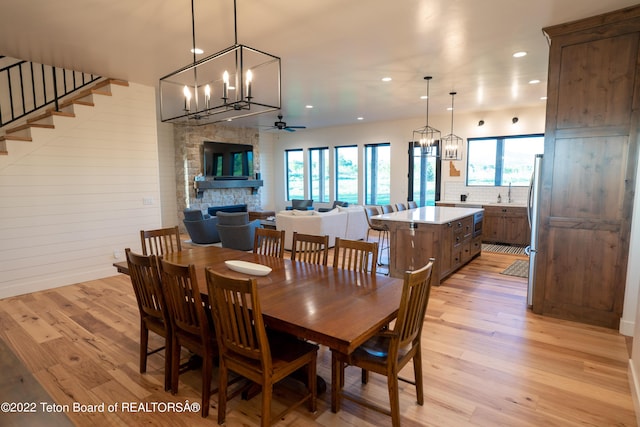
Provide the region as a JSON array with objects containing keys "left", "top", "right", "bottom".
[
  {"left": 441, "top": 91, "right": 463, "bottom": 160},
  {"left": 412, "top": 76, "right": 441, "bottom": 157},
  {"left": 159, "top": 0, "right": 281, "bottom": 124}
]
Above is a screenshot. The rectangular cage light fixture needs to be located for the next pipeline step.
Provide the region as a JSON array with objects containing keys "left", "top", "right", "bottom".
[{"left": 160, "top": 44, "right": 281, "bottom": 125}]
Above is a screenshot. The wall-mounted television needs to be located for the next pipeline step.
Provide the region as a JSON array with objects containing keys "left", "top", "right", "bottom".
[{"left": 203, "top": 141, "right": 254, "bottom": 178}]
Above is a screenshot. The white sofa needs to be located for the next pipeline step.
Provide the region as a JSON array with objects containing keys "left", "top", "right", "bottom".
[
  {"left": 340, "top": 205, "right": 369, "bottom": 241},
  {"left": 275, "top": 205, "right": 368, "bottom": 250}
]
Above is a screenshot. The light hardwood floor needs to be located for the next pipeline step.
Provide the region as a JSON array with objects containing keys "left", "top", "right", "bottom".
[{"left": 0, "top": 242, "right": 635, "bottom": 426}]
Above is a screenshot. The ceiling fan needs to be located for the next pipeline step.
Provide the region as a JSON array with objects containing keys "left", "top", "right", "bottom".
[{"left": 270, "top": 114, "right": 307, "bottom": 132}]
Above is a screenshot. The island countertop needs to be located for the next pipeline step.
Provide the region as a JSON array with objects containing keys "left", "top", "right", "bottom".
[{"left": 372, "top": 206, "right": 484, "bottom": 225}]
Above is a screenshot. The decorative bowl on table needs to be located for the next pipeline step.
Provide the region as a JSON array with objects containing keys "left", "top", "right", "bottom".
[{"left": 225, "top": 260, "right": 272, "bottom": 276}]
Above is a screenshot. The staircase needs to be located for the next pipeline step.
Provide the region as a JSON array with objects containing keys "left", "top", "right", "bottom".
[{"left": 0, "top": 78, "right": 129, "bottom": 156}]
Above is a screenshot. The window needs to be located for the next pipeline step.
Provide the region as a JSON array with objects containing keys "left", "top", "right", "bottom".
[
  {"left": 467, "top": 134, "right": 544, "bottom": 186},
  {"left": 285, "top": 149, "right": 304, "bottom": 200},
  {"left": 309, "top": 147, "right": 329, "bottom": 203},
  {"left": 365, "top": 143, "right": 390, "bottom": 205},
  {"left": 335, "top": 145, "right": 359, "bottom": 204},
  {"left": 408, "top": 142, "right": 440, "bottom": 206}
]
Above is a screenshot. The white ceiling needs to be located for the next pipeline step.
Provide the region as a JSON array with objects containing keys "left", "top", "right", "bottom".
[{"left": 0, "top": 0, "right": 637, "bottom": 130}]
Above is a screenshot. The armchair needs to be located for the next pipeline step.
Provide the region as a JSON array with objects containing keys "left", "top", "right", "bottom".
[
  {"left": 216, "top": 211, "right": 261, "bottom": 251},
  {"left": 183, "top": 209, "right": 220, "bottom": 245}
]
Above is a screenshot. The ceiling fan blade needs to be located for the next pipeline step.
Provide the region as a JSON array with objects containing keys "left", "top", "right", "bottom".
[
  {"left": 284, "top": 127, "right": 296, "bottom": 132},
  {"left": 287, "top": 125, "right": 306, "bottom": 129}
]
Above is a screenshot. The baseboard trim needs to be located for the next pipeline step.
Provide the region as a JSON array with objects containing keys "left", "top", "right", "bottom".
[
  {"left": 621, "top": 319, "right": 636, "bottom": 337},
  {"left": 628, "top": 360, "right": 640, "bottom": 427}
]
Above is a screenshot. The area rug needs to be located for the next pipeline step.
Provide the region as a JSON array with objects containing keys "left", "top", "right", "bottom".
[
  {"left": 501, "top": 259, "right": 529, "bottom": 278},
  {"left": 482, "top": 243, "right": 527, "bottom": 256}
]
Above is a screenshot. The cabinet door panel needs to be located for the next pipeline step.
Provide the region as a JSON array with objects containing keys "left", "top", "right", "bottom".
[
  {"left": 556, "top": 34, "right": 637, "bottom": 129},
  {"left": 550, "top": 136, "right": 628, "bottom": 221},
  {"left": 544, "top": 228, "right": 622, "bottom": 312}
]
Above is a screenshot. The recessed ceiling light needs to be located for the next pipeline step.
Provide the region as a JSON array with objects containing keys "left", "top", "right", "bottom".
[
  {"left": 540, "top": 96, "right": 548, "bottom": 100},
  {"left": 529, "top": 79, "right": 541, "bottom": 84},
  {"left": 513, "top": 51, "right": 527, "bottom": 58},
  {"left": 446, "top": 107, "right": 453, "bottom": 111},
  {"left": 190, "top": 48, "right": 204, "bottom": 54},
  {"left": 357, "top": 117, "right": 364, "bottom": 121},
  {"left": 305, "top": 105, "right": 314, "bottom": 109},
  {"left": 381, "top": 77, "right": 392, "bottom": 82},
  {"left": 420, "top": 95, "right": 428, "bottom": 100}
]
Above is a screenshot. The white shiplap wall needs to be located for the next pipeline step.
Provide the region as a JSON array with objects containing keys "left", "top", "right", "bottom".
[{"left": 0, "top": 82, "right": 161, "bottom": 298}]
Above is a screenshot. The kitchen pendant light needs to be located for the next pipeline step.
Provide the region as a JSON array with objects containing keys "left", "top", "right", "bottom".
[
  {"left": 412, "top": 76, "right": 441, "bottom": 157},
  {"left": 442, "top": 91, "right": 463, "bottom": 160},
  {"left": 159, "top": 0, "right": 281, "bottom": 125}
]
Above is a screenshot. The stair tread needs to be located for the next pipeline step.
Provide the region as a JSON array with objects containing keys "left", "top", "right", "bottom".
[
  {"left": 58, "top": 99, "right": 94, "bottom": 108},
  {"left": 27, "top": 111, "right": 75, "bottom": 123},
  {"left": 5, "top": 123, "right": 54, "bottom": 134},
  {"left": 0, "top": 135, "right": 33, "bottom": 142}
]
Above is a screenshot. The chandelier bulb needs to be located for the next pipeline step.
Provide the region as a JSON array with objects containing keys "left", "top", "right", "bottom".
[
  {"left": 183, "top": 85, "right": 191, "bottom": 111},
  {"left": 222, "top": 71, "right": 229, "bottom": 100},
  {"left": 246, "top": 69, "right": 253, "bottom": 99}
]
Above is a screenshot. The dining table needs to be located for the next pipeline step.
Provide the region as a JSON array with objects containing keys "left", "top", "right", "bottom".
[{"left": 114, "top": 245, "right": 404, "bottom": 412}]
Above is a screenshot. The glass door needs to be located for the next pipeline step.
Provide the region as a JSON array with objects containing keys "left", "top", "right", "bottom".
[{"left": 408, "top": 142, "right": 441, "bottom": 206}]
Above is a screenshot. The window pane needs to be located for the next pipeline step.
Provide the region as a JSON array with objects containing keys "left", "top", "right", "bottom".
[
  {"left": 335, "top": 145, "right": 359, "bottom": 204},
  {"left": 309, "top": 147, "right": 329, "bottom": 203},
  {"left": 412, "top": 146, "right": 437, "bottom": 206},
  {"left": 467, "top": 135, "right": 543, "bottom": 186},
  {"left": 365, "top": 143, "right": 390, "bottom": 205},
  {"left": 286, "top": 149, "right": 304, "bottom": 200},
  {"left": 502, "top": 137, "right": 544, "bottom": 186}
]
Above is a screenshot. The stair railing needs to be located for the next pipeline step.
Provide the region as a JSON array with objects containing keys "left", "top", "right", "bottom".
[{"left": 0, "top": 56, "right": 101, "bottom": 128}]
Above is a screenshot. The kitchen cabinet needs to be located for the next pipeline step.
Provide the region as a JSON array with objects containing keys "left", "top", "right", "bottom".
[
  {"left": 533, "top": 5, "right": 640, "bottom": 328},
  {"left": 374, "top": 207, "right": 482, "bottom": 282},
  {"left": 483, "top": 206, "right": 529, "bottom": 245}
]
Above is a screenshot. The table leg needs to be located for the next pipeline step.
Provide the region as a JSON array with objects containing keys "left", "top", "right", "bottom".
[{"left": 331, "top": 352, "right": 341, "bottom": 413}]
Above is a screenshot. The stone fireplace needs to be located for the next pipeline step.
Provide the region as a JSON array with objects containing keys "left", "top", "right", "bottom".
[{"left": 174, "top": 123, "right": 263, "bottom": 222}]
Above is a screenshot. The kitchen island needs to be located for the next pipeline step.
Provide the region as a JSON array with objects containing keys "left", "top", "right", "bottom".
[{"left": 372, "top": 206, "right": 484, "bottom": 282}]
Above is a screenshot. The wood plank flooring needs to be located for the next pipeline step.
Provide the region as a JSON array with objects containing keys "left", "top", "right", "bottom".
[{"left": 0, "top": 245, "right": 635, "bottom": 426}]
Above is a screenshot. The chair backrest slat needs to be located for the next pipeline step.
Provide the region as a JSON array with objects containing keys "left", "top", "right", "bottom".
[
  {"left": 291, "top": 232, "right": 329, "bottom": 266},
  {"left": 333, "top": 238, "right": 378, "bottom": 274},
  {"left": 141, "top": 226, "right": 182, "bottom": 256},
  {"left": 395, "top": 259, "right": 435, "bottom": 348},
  {"left": 253, "top": 228, "right": 285, "bottom": 258},
  {"left": 126, "top": 248, "right": 167, "bottom": 321},
  {"left": 160, "top": 259, "right": 209, "bottom": 339},
  {"left": 206, "top": 269, "right": 270, "bottom": 366}
]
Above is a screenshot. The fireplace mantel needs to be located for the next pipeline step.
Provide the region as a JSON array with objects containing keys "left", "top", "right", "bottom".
[{"left": 194, "top": 178, "right": 263, "bottom": 197}]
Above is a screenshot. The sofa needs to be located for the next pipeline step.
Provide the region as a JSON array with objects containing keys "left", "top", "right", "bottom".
[{"left": 275, "top": 205, "right": 368, "bottom": 250}]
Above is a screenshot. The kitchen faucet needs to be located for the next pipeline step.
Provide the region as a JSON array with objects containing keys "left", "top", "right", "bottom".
[{"left": 508, "top": 182, "right": 512, "bottom": 203}]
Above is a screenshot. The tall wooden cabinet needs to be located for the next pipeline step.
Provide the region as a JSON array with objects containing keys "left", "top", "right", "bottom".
[{"left": 533, "top": 6, "right": 640, "bottom": 328}]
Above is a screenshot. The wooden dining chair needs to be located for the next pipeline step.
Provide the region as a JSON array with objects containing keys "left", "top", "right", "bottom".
[
  {"left": 159, "top": 258, "right": 217, "bottom": 418},
  {"left": 395, "top": 203, "right": 407, "bottom": 211},
  {"left": 407, "top": 200, "right": 418, "bottom": 209},
  {"left": 125, "top": 248, "right": 172, "bottom": 391},
  {"left": 364, "top": 207, "right": 389, "bottom": 266},
  {"left": 205, "top": 268, "right": 319, "bottom": 427},
  {"left": 333, "top": 237, "right": 379, "bottom": 274},
  {"left": 331, "top": 259, "right": 435, "bottom": 427},
  {"left": 291, "top": 232, "right": 329, "bottom": 266},
  {"left": 253, "top": 228, "right": 285, "bottom": 258},
  {"left": 140, "top": 226, "right": 182, "bottom": 256}
]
